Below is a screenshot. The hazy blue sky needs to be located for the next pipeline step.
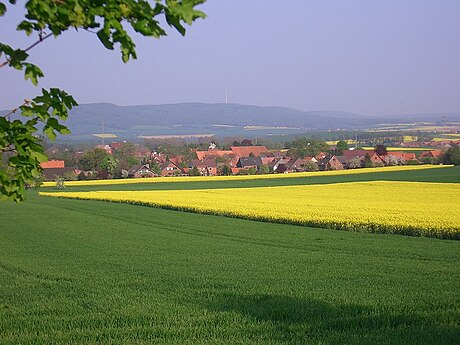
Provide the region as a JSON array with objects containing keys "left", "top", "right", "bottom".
[{"left": 1, "top": 0, "right": 459, "bottom": 115}]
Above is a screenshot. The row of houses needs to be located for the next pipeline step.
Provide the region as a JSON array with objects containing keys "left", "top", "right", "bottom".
[
  {"left": 39, "top": 159, "right": 184, "bottom": 180},
  {"left": 41, "top": 143, "right": 449, "bottom": 180},
  {"left": 129, "top": 146, "right": 446, "bottom": 177}
]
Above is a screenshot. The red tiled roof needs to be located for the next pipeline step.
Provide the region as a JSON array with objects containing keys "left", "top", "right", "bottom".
[
  {"left": 196, "top": 150, "right": 233, "bottom": 161},
  {"left": 228, "top": 156, "right": 240, "bottom": 167},
  {"left": 403, "top": 153, "right": 417, "bottom": 160},
  {"left": 341, "top": 150, "right": 369, "bottom": 158},
  {"left": 420, "top": 150, "right": 443, "bottom": 158},
  {"left": 40, "top": 160, "right": 65, "bottom": 169},
  {"left": 169, "top": 156, "right": 183, "bottom": 165},
  {"left": 261, "top": 157, "right": 275, "bottom": 165},
  {"left": 191, "top": 159, "right": 217, "bottom": 168},
  {"left": 230, "top": 146, "right": 268, "bottom": 157},
  {"left": 315, "top": 152, "right": 328, "bottom": 160},
  {"left": 303, "top": 156, "right": 318, "bottom": 163},
  {"left": 385, "top": 151, "right": 404, "bottom": 158}
]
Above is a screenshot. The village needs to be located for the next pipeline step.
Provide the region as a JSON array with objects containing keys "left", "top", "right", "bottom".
[{"left": 39, "top": 137, "right": 460, "bottom": 182}]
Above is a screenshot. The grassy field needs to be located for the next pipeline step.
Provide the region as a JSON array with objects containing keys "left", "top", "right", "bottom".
[
  {"left": 0, "top": 192, "right": 459, "bottom": 344},
  {"left": 1, "top": 166, "right": 459, "bottom": 344}
]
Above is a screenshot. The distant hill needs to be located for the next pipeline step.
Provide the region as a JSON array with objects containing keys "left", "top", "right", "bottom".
[
  {"left": 4, "top": 102, "right": 460, "bottom": 140},
  {"left": 64, "top": 103, "right": 366, "bottom": 134}
]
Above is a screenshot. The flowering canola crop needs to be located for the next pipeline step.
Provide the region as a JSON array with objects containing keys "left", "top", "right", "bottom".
[
  {"left": 41, "top": 165, "right": 451, "bottom": 187},
  {"left": 41, "top": 181, "right": 460, "bottom": 239}
]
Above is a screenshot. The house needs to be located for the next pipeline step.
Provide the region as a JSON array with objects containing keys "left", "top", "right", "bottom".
[
  {"left": 160, "top": 161, "right": 183, "bottom": 176},
  {"left": 230, "top": 146, "right": 269, "bottom": 157},
  {"left": 40, "top": 160, "right": 65, "bottom": 169},
  {"left": 336, "top": 152, "right": 363, "bottom": 168},
  {"left": 341, "top": 150, "right": 384, "bottom": 166},
  {"left": 227, "top": 156, "right": 240, "bottom": 168},
  {"left": 419, "top": 150, "right": 443, "bottom": 160},
  {"left": 269, "top": 157, "right": 291, "bottom": 173},
  {"left": 42, "top": 167, "right": 78, "bottom": 181},
  {"left": 402, "top": 152, "right": 417, "bottom": 160},
  {"left": 315, "top": 152, "right": 328, "bottom": 160},
  {"left": 383, "top": 151, "right": 417, "bottom": 165},
  {"left": 303, "top": 156, "right": 318, "bottom": 163},
  {"left": 260, "top": 156, "right": 276, "bottom": 165},
  {"left": 318, "top": 156, "right": 344, "bottom": 171},
  {"left": 236, "top": 157, "right": 263, "bottom": 169},
  {"left": 190, "top": 159, "right": 218, "bottom": 176},
  {"left": 195, "top": 149, "right": 233, "bottom": 161},
  {"left": 150, "top": 152, "right": 167, "bottom": 164},
  {"left": 335, "top": 155, "right": 352, "bottom": 167},
  {"left": 40, "top": 160, "right": 76, "bottom": 181},
  {"left": 402, "top": 153, "right": 419, "bottom": 164},
  {"left": 128, "top": 164, "right": 156, "bottom": 178},
  {"left": 285, "top": 157, "right": 305, "bottom": 172},
  {"left": 341, "top": 150, "right": 368, "bottom": 159},
  {"left": 367, "top": 152, "right": 385, "bottom": 166},
  {"left": 168, "top": 155, "right": 183, "bottom": 166}
]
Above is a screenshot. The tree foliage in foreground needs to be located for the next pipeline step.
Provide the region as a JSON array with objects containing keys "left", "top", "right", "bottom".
[{"left": 0, "top": 0, "right": 205, "bottom": 201}]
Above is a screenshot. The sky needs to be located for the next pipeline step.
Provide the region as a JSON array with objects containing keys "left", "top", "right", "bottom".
[{"left": 1, "top": 0, "right": 459, "bottom": 115}]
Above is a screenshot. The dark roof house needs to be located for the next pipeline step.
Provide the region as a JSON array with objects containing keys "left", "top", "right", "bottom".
[
  {"left": 236, "top": 157, "right": 263, "bottom": 169},
  {"left": 128, "top": 164, "right": 156, "bottom": 178}
]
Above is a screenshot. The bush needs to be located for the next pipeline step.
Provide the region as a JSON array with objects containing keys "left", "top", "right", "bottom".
[
  {"left": 188, "top": 166, "right": 201, "bottom": 176},
  {"left": 406, "top": 159, "right": 420, "bottom": 165},
  {"left": 63, "top": 171, "right": 78, "bottom": 181}
]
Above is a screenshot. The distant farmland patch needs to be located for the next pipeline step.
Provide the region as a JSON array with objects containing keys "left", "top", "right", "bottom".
[
  {"left": 361, "top": 146, "right": 430, "bottom": 151},
  {"left": 138, "top": 133, "right": 215, "bottom": 139}
]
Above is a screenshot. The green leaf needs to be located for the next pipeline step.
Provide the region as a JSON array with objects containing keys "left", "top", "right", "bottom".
[
  {"left": 97, "top": 28, "right": 114, "bottom": 50},
  {"left": 43, "top": 125, "right": 56, "bottom": 141},
  {"left": 24, "top": 63, "right": 44, "bottom": 85},
  {"left": 0, "top": 42, "right": 14, "bottom": 58},
  {"left": 0, "top": 3, "right": 6, "bottom": 16},
  {"left": 30, "top": 150, "right": 48, "bottom": 162},
  {"left": 17, "top": 20, "right": 34, "bottom": 35}
]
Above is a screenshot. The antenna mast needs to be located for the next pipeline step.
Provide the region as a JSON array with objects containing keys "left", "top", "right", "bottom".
[{"left": 101, "top": 120, "right": 105, "bottom": 145}]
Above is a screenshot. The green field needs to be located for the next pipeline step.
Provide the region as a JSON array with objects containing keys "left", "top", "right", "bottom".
[
  {"left": 1, "top": 167, "right": 459, "bottom": 344},
  {"left": 40, "top": 165, "right": 460, "bottom": 192}
]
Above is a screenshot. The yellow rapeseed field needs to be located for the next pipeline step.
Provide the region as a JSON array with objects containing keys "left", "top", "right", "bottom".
[
  {"left": 41, "top": 165, "right": 450, "bottom": 187},
  {"left": 41, "top": 181, "right": 460, "bottom": 239}
]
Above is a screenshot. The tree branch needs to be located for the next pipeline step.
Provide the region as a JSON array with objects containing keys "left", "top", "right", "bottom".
[
  {"left": 1, "top": 99, "right": 31, "bottom": 118},
  {"left": 24, "top": 32, "right": 53, "bottom": 54},
  {"left": 0, "top": 32, "right": 53, "bottom": 68}
]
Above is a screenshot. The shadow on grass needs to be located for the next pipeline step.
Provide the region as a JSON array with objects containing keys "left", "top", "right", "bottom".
[{"left": 199, "top": 293, "right": 458, "bottom": 344}]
